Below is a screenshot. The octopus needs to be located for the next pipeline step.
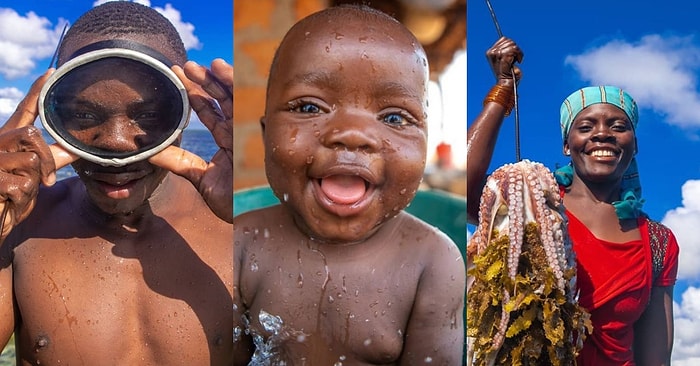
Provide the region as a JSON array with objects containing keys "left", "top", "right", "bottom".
[{"left": 466, "top": 159, "right": 591, "bottom": 366}]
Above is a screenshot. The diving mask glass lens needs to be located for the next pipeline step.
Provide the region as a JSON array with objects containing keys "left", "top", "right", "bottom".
[{"left": 38, "top": 47, "right": 190, "bottom": 167}]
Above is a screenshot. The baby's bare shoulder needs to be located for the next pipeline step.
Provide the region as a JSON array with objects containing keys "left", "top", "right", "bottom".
[
  {"left": 234, "top": 205, "right": 286, "bottom": 233},
  {"left": 394, "top": 211, "right": 460, "bottom": 253}
]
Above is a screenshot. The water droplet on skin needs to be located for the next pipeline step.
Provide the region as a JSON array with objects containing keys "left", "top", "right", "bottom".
[
  {"left": 250, "top": 261, "right": 258, "bottom": 272},
  {"left": 325, "top": 45, "right": 331, "bottom": 52},
  {"left": 328, "top": 295, "right": 335, "bottom": 303},
  {"left": 424, "top": 356, "right": 433, "bottom": 363},
  {"left": 306, "top": 155, "right": 314, "bottom": 164},
  {"left": 305, "top": 31, "right": 310, "bottom": 37},
  {"left": 363, "top": 338, "right": 372, "bottom": 346},
  {"left": 359, "top": 36, "right": 368, "bottom": 43},
  {"left": 288, "top": 150, "right": 295, "bottom": 156},
  {"left": 289, "top": 137, "right": 296, "bottom": 143},
  {"left": 399, "top": 188, "right": 407, "bottom": 195},
  {"left": 334, "top": 32, "right": 344, "bottom": 40},
  {"left": 283, "top": 193, "right": 289, "bottom": 202},
  {"left": 233, "top": 326, "right": 242, "bottom": 342},
  {"left": 297, "top": 273, "right": 304, "bottom": 287},
  {"left": 314, "top": 130, "right": 321, "bottom": 137}
]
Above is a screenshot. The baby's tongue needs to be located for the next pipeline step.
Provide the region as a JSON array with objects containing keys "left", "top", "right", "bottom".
[{"left": 320, "top": 175, "right": 366, "bottom": 204}]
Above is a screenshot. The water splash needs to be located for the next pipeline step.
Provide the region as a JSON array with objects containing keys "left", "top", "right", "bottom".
[{"left": 246, "top": 309, "right": 308, "bottom": 366}]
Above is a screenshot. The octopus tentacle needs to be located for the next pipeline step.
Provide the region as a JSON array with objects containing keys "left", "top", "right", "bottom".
[{"left": 466, "top": 160, "right": 591, "bottom": 366}]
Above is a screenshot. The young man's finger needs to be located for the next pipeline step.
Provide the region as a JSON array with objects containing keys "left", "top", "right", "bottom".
[
  {"left": 46, "top": 144, "right": 78, "bottom": 186},
  {"left": 172, "top": 65, "right": 223, "bottom": 134},
  {"left": 0, "top": 69, "right": 54, "bottom": 134},
  {"left": 148, "top": 145, "right": 207, "bottom": 187}
]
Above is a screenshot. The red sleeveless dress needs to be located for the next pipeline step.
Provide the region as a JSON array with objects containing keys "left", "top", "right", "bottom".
[{"left": 566, "top": 210, "right": 678, "bottom": 365}]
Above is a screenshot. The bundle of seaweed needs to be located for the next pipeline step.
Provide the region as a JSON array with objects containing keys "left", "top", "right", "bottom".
[{"left": 466, "top": 160, "right": 591, "bottom": 365}]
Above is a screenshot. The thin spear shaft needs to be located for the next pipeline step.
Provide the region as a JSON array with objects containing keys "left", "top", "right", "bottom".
[{"left": 484, "top": 0, "right": 521, "bottom": 162}]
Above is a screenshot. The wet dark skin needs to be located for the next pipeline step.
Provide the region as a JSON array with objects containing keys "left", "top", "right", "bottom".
[
  {"left": 0, "top": 32, "right": 234, "bottom": 365},
  {"left": 53, "top": 58, "right": 175, "bottom": 152},
  {"left": 467, "top": 37, "right": 673, "bottom": 365},
  {"left": 234, "top": 8, "right": 465, "bottom": 365}
]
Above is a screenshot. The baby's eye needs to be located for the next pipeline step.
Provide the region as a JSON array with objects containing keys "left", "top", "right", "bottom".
[
  {"left": 381, "top": 111, "right": 418, "bottom": 127},
  {"left": 383, "top": 113, "right": 407, "bottom": 126},
  {"left": 290, "top": 102, "right": 321, "bottom": 114}
]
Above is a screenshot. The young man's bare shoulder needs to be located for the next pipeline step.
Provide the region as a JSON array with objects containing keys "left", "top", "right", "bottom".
[{"left": 0, "top": 178, "right": 81, "bottom": 248}]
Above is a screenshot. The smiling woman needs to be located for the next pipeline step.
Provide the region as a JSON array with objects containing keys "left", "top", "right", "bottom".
[{"left": 467, "top": 35, "right": 679, "bottom": 366}]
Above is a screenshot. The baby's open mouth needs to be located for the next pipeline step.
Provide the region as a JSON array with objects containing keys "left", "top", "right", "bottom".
[{"left": 319, "top": 175, "right": 369, "bottom": 205}]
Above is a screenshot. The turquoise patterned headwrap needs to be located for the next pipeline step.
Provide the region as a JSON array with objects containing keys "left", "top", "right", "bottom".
[{"left": 554, "top": 86, "right": 644, "bottom": 220}]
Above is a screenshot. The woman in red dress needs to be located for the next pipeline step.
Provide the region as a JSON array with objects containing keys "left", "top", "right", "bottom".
[{"left": 467, "top": 37, "right": 679, "bottom": 366}]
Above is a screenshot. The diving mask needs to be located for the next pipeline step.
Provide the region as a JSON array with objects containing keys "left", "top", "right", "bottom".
[{"left": 38, "top": 40, "right": 190, "bottom": 167}]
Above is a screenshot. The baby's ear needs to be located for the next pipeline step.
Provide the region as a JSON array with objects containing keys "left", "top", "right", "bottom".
[{"left": 260, "top": 116, "right": 266, "bottom": 134}]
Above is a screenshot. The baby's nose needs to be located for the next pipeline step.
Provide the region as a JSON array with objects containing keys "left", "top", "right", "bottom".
[{"left": 320, "top": 111, "right": 381, "bottom": 151}]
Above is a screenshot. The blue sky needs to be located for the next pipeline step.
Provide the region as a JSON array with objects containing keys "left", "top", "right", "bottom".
[
  {"left": 468, "top": 1, "right": 700, "bottom": 363},
  {"left": 0, "top": 0, "right": 232, "bottom": 129}
]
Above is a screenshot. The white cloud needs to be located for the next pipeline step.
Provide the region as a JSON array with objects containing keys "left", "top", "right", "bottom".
[
  {"left": 673, "top": 286, "right": 700, "bottom": 363},
  {"left": 661, "top": 180, "right": 700, "bottom": 281},
  {"left": 0, "top": 8, "right": 66, "bottom": 79},
  {"left": 92, "top": 0, "right": 202, "bottom": 50},
  {"left": 565, "top": 34, "right": 700, "bottom": 129},
  {"left": 153, "top": 3, "right": 201, "bottom": 50},
  {"left": 0, "top": 87, "right": 24, "bottom": 123}
]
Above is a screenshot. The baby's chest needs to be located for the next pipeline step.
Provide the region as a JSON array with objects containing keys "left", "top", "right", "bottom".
[{"left": 242, "top": 256, "right": 420, "bottom": 363}]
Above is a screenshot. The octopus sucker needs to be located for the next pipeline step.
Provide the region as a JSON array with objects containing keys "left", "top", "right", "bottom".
[{"left": 467, "top": 160, "right": 591, "bottom": 366}]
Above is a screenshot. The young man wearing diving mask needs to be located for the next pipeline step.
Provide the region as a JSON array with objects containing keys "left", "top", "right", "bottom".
[{"left": 0, "top": 2, "right": 232, "bottom": 364}]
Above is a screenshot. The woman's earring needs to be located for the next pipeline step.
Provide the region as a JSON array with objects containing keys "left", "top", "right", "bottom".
[{"left": 564, "top": 148, "right": 571, "bottom": 156}]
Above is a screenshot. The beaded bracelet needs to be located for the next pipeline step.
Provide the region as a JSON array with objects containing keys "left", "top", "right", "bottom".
[{"left": 483, "top": 84, "right": 515, "bottom": 116}]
